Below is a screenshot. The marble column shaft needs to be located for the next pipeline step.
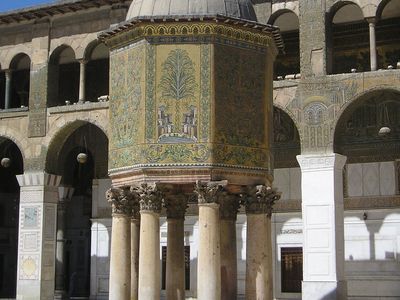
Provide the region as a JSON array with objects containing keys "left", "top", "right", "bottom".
[
  {"left": 130, "top": 197, "right": 140, "bottom": 300},
  {"left": 195, "top": 181, "right": 226, "bottom": 300},
  {"left": 165, "top": 195, "right": 188, "bottom": 300},
  {"left": 107, "top": 187, "right": 133, "bottom": 300},
  {"left": 219, "top": 194, "right": 240, "bottom": 300},
  {"left": 368, "top": 19, "right": 377, "bottom": 71},
  {"left": 245, "top": 185, "right": 280, "bottom": 300},
  {"left": 54, "top": 186, "right": 74, "bottom": 299},
  {"left": 78, "top": 60, "right": 87, "bottom": 103},
  {"left": 55, "top": 201, "right": 67, "bottom": 292},
  {"left": 5, "top": 69, "right": 12, "bottom": 109},
  {"left": 135, "top": 183, "right": 162, "bottom": 300}
]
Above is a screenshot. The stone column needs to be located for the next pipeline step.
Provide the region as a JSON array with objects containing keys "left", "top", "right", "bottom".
[
  {"left": 164, "top": 195, "right": 188, "bottom": 300},
  {"left": 54, "top": 186, "right": 74, "bottom": 299},
  {"left": 78, "top": 59, "right": 87, "bottom": 103},
  {"left": 367, "top": 18, "right": 377, "bottom": 71},
  {"left": 195, "top": 180, "right": 226, "bottom": 300},
  {"left": 219, "top": 194, "right": 240, "bottom": 300},
  {"left": 130, "top": 193, "right": 140, "bottom": 300},
  {"left": 135, "top": 183, "right": 163, "bottom": 300},
  {"left": 297, "top": 154, "right": 347, "bottom": 300},
  {"left": 4, "top": 69, "right": 12, "bottom": 109},
  {"left": 107, "top": 187, "right": 134, "bottom": 300},
  {"left": 16, "top": 172, "right": 61, "bottom": 300},
  {"left": 244, "top": 185, "right": 280, "bottom": 300}
]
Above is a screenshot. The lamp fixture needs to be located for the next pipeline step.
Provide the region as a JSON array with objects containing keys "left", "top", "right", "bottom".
[
  {"left": 378, "top": 102, "right": 391, "bottom": 137},
  {"left": 1, "top": 157, "right": 11, "bottom": 168}
]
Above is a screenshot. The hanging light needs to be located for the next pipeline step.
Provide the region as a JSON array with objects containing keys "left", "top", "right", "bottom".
[
  {"left": 378, "top": 126, "right": 391, "bottom": 136},
  {"left": 77, "top": 131, "right": 89, "bottom": 164},
  {"left": 76, "top": 152, "right": 88, "bottom": 164},
  {"left": 1, "top": 157, "right": 11, "bottom": 168},
  {"left": 378, "top": 102, "right": 391, "bottom": 137}
]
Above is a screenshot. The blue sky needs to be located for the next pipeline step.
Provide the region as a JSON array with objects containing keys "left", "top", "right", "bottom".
[{"left": 0, "top": 0, "right": 57, "bottom": 12}]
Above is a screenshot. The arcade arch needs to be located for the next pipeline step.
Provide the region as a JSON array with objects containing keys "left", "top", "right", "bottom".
[
  {"left": 269, "top": 10, "right": 300, "bottom": 79},
  {"left": 46, "top": 121, "right": 109, "bottom": 297},
  {"left": 48, "top": 45, "right": 80, "bottom": 107},
  {"left": 84, "top": 41, "right": 110, "bottom": 102},
  {"left": 0, "top": 137, "right": 23, "bottom": 298},
  {"left": 328, "top": 2, "right": 369, "bottom": 74}
]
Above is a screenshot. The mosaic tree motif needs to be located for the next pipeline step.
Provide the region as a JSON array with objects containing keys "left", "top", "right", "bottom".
[{"left": 158, "top": 49, "right": 198, "bottom": 142}]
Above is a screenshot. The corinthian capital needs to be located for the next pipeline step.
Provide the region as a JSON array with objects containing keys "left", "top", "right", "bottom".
[
  {"left": 106, "top": 187, "right": 135, "bottom": 216},
  {"left": 244, "top": 185, "right": 281, "bottom": 216},
  {"left": 164, "top": 194, "right": 188, "bottom": 219},
  {"left": 132, "top": 183, "right": 163, "bottom": 213},
  {"left": 219, "top": 193, "right": 241, "bottom": 220},
  {"left": 194, "top": 180, "right": 227, "bottom": 204}
]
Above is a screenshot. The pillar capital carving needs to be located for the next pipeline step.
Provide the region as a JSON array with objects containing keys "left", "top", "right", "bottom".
[
  {"left": 4, "top": 69, "right": 12, "bottom": 76},
  {"left": 244, "top": 185, "right": 281, "bottom": 216},
  {"left": 194, "top": 180, "right": 227, "bottom": 204},
  {"left": 296, "top": 154, "right": 347, "bottom": 171},
  {"left": 164, "top": 194, "right": 188, "bottom": 219},
  {"left": 132, "top": 183, "right": 163, "bottom": 213},
  {"left": 130, "top": 193, "right": 141, "bottom": 220},
  {"left": 106, "top": 187, "right": 135, "bottom": 216},
  {"left": 219, "top": 193, "right": 241, "bottom": 220},
  {"left": 78, "top": 58, "right": 88, "bottom": 64}
]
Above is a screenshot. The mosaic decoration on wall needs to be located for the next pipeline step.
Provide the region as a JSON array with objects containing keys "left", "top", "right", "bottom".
[
  {"left": 214, "top": 44, "right": 270, "bottom": 168},
  {"left": 28, "top": 66, "right": 48, "bottom": 137},
  {"left": 109, "top": 40, "right": 271, "bottom": 170},
  {"left": 110, "top": 43, "right": 210, "bottom": 169},
  {"left": 157, "top": 47, "right": 199, "bottom": 143},
  {"left": 215, "top": 44, "right": 266, "bottom": 148},
  {"left": 109, "top": 43, "right": 145, "bottom": 151}
]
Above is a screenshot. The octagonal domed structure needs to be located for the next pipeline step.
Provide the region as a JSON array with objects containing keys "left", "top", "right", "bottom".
[{"left": 126, "top": 0, "right": 257, "bottom": 21}]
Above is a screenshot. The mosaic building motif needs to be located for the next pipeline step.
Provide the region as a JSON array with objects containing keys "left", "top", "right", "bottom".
[{"left": 157, "top": 48, "right": 198, "bottom": 143}]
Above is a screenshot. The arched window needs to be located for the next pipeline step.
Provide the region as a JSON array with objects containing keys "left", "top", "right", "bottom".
[
  {"left": 84, "top": 42, "right": 110, "bottom": 102},
  {"left": 48, "top": 46, "right": 79, "bottom": 107},
  {"left": 0, "top": 54, "right": 32, "bottom": 110},
  {"left": 376, "top": 0, "right": 400, "bottom": 69},
  {"left": 328, "top": 3, "right": 368, "bottom": 74},
  {"left": 269, "top": 11, "right": 300, "bottom": 79}
]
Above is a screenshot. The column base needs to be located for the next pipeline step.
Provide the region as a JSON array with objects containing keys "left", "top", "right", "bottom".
[{"left": 302, "top": 280, "right": 347, "bottom": 300}]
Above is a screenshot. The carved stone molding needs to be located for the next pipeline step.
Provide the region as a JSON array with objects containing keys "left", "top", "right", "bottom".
[
  {"left": 296, "top": 154, "right": 347, "bottom": 171},
  {"left": 106, "top": 187, "right": 135, "bottom": 216},
  {"left": 219, "top": 193, "right": 241, "bottom": 220},
  {"left": 132, "top": 183, "right": 163, "bottom": 213},
  {"left": 244, "top": 185, "right": 281, "bottom": 216},
  {"left": 164, "top": 194, "right": 188, "bottom": 219},
  {"left": 194, "top": 180, "right": 227, "bottom": 204}
]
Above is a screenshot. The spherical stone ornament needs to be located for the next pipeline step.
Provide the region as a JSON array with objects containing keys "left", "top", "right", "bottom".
[
  {"left": 1, "top": 157, "right": 11, "bottom": 168},
  {"left": 77, "top": 153, "right": 88, "bottom": 164}
]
